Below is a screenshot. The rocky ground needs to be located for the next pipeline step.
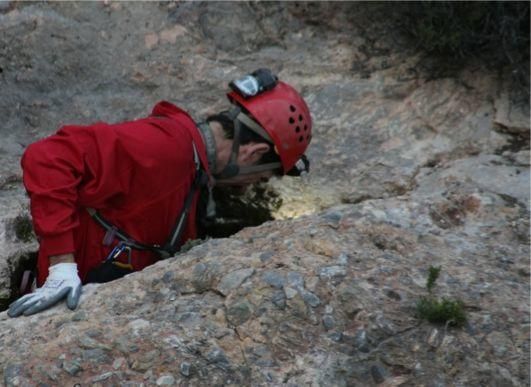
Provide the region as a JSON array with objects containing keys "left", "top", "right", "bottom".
[{"left": 0, "top": 2, "right": 529, "bottom": 386}]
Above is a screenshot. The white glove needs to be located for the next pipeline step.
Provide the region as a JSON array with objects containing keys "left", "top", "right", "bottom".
[{"left": 8, "top": 263, "right": 82, "bottom": 317}]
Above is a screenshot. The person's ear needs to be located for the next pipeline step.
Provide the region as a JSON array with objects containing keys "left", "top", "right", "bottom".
[{"left": 241, "top": 142, "right": 270, "bottom": 163}]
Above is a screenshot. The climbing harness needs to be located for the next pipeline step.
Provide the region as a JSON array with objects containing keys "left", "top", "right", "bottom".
[{"left": 87, "top": 142, "right": 208, "bottom": 270}]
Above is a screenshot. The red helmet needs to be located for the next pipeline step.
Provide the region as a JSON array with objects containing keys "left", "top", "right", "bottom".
[{"left": 227, "top": 81, "right": 312, "bottom": 173}]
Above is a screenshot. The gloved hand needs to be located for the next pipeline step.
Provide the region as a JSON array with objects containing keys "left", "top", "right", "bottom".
[{"left": 8, "top": 263, "right": 82, "bottom": 317}]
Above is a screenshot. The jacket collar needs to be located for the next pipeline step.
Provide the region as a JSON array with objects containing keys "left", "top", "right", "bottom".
[{"left": 151, "top": 101, "right": 210, "bottom": 176}]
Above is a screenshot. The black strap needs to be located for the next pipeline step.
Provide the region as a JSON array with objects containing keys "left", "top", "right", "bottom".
[
  {"left": 87, "top": 142, "right": 208, "bottom": 260},
  {"left": 216, "top": 106, "right": 241, "bottom": 179},
  {"left": 87, "top": 208, "right": 168, "bottom": 256}
]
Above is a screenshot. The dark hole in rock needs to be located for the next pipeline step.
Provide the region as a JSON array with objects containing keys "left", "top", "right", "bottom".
[
  {"left": 1, "top": 251, "right": 38, "bottom": 311},
  {"left": 12, "top": 215, "right": 35, "bottom": 243},
  {"left": 198, "top": 183, "right": 282, "bottom": 239}
]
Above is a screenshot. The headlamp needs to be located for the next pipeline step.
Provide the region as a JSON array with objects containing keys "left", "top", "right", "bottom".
[{"left": 229, "top": 68, "right": 278, "bottom": 99}]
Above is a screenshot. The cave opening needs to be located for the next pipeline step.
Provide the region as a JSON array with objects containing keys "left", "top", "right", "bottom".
[{"left": 2, "top": 183, "right": 282, "bottom": 311}]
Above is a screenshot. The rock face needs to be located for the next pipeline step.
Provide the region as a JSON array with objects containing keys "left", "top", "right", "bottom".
[
  {"left": 0, "top": 196, "right": 529, "bottom": 385},
  {"left": 0, "top": 2, "right": 529, "bottom": 386}
]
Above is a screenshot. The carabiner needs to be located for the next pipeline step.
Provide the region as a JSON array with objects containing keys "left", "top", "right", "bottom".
[
  {"left": 107, "top": 242, "right": 125, "bottom": 262},
  {"left": 106, "top": 241, "right": 132, "bottom": 265}
]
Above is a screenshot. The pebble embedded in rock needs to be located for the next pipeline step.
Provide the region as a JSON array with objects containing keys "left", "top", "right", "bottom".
[
  {"left": 62, "top": 360, "right": 83, "bottom": 376},
  {"left": 156, "top": 374, "right": 176, "bottom": 385},
  {"left": 180, "top": 362, "right": 192, "bottom": 377},
  {"left": 322, "top": 314, "right": 335, "bottom": 330},
  {"left": 262, "top": 271, "right": 286, "bottom": 289}
]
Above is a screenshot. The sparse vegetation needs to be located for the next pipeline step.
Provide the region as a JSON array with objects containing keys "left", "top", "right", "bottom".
[
  {"left": 398, "top": 3, "right": 529, "bottom": 58},
  {"left": 416, "top": 265, "right": 466, "bottom": 327},
  {"left": 426, "top": 265, "right": 441, "bottom": 293},
  {"left": 393, "top": 2, "right": 530, "bottom": 98},
  {"left": 417, "top": 297, "right": 467, "bottom": 327}
]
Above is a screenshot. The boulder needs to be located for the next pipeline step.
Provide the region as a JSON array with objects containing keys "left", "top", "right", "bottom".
[{"left": 0, "top": 190, "right": 528, "bottom": 385}]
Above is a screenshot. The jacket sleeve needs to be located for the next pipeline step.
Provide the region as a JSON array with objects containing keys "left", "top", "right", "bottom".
[{"left": 21, "top": 124, "right": 126, "bottom": 258}]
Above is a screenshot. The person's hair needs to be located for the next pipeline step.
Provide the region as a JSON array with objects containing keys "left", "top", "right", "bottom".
[{"left": 207, "top": 111, "right": 281, "bottom": 170}]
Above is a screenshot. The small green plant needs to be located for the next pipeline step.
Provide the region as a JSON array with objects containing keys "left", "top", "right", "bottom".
[
  {"left": 426, "top": 265, "right": 441, "bottom": 293},
  {"left": 416, "top": 297, "right": 467, "bottom": 327},
  {"left": 416, "top": 266, "right": 466, "bottom": 327}
]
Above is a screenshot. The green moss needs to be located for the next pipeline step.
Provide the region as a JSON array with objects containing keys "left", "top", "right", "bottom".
[{"left": 416, "top": 296, "right": 467, "bottom": 327}]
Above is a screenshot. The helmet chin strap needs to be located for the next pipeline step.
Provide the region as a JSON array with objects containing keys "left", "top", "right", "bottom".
[
  {"left": 213, "top": 106, "right": 283, "bottom": 180},
  {"left": 196, "top": 107, "right": 280, "bottom": 221},
  {"left": 215, "top": 106, "right": 242, "bottom": 179},
  {"left": 237, "top": 162, "right": 282, "bottom": 175}
]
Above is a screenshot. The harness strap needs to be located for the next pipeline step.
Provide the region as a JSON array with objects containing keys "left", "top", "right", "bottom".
[
  {"left": 87, "top": 207, "right": 166, "bottom": 255},
  {"left": 87, "top": 142, "right": 207, "bottom": 261},
  {"left": 161, "top": 143, "right": 206, "bottom": 255}
]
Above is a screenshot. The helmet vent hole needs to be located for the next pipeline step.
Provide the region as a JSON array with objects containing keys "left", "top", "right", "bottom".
[
  {"left": 290, "top": 105, "right": 296, "bottom": 112},
  {"left": 298, "top": 115, "right": 303, "bottom": 121},
  {"left": 289, "top": 117, "right": 295, "bottom": 124},
  {"left": 295, "top": 126, "right": 301, "bottom": 133},
  {"left": 304, "top": 125, "right": 308, "bottom": 131},
  {"left": 298, "top": 136, "right": 304, "bottom": 142}
]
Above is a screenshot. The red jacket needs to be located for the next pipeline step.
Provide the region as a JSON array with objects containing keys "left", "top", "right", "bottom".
[{"left": 21, "top": 101, "right": 209, "bottom": 285}]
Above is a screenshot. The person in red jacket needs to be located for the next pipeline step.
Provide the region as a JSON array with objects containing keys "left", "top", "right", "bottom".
[{"left": 8, "top": 69, "right": 312, "bottom": 317}]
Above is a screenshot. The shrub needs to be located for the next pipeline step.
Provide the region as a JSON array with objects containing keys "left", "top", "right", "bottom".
[
  {"left": 416, "top": 265, "right": 467, "bottom": 327},
  {"left": 416, "top": 296, "right": 467, "bottom": 327},
  {"left": 394, "top": 2, "right": 530, "bottom": 95},
  {"left": 398, "top": 3, "right": 529, "bottom": 57}
]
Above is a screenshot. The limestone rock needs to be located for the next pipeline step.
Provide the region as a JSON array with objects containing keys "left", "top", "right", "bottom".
[
  {"left": 0, "top": 192, "right": 528, "bottom": 385},
  {"left": 0, "top": 2, "right": 529, "bottom": 386}
]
